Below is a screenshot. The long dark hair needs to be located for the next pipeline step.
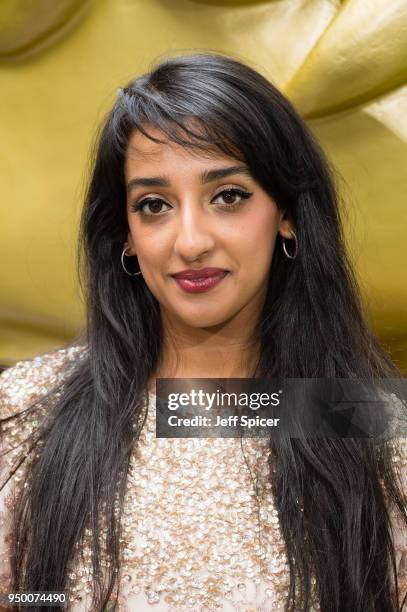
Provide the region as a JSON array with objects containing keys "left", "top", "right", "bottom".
[{"left": 1, "top": 51, "right": 406, "bottom": 611}]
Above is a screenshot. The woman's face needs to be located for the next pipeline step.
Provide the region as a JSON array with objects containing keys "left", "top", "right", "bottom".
[{"left": 125, "top": 126, "right": 292, "bottom": 330}]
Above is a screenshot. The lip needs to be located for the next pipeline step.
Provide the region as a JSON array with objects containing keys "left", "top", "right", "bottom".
[
  {"left": 172, "top": 267, "right": 228, "bottom": 280},
  {"left": 172, "top": 269, "right": 229, "bottom": 294}
]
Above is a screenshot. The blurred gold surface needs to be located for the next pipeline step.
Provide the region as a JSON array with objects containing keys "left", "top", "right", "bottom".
[
  {"left": 0, "top": 0, "right": 94, "bottom": 61},
  {"left": 0, "top": 0, "right": 406, "bottom": 371}
]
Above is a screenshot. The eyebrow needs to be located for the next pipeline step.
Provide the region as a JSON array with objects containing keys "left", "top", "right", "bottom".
[{"left": 126, "top": 165, "right": 252, "bottom": 194}]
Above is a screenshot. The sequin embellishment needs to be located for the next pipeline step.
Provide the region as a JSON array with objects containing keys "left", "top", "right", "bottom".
[{"left": 0, "top": 346, "right": 406, "bottom": 611}]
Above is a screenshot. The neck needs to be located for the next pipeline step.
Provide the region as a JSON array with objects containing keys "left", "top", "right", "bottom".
[{"left": 150, "top": 309, "right": 261, "bottom": 388}]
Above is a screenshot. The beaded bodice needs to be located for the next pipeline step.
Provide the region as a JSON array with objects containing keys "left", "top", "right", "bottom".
[{"left": 0, "top": 346, "right": 406, "bottom": 611}]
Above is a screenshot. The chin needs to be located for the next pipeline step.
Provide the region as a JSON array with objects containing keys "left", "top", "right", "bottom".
[{"left": 175, "top": 308, "right": 232, "bottom": 329}]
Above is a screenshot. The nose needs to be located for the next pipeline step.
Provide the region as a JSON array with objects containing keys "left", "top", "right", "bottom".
[{"left": 173, "top": 201, "right": 215, "bottom": 261}]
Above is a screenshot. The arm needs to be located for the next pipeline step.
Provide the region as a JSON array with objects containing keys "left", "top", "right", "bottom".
[
  {"left": 0, "top": 441, "right": 15, "bottom": 595},
  {"left": 0, "top": 345, "right": 86, "bottom": 599}
]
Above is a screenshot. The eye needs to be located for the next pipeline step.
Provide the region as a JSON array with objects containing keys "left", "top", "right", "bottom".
[
  {"left": 130, "top": 198, "right": 172, "bottom": 216},
  {"left": 130, "top": 187, "right": 253, "bottom": 217},
  {"left": 211, "top": 188, "right": 252, "bottom": 209}
]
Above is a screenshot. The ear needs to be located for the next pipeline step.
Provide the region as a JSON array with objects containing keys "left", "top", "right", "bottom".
[
  {"left": 278, "top": 209, "right": 295, "bottom": 239},
  {"left": 126, "top": 232, "right": 137, "bottom": 256}
]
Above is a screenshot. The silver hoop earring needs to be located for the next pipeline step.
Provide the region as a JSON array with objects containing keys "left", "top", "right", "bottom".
[
  {"left": 282, "top": 229, "right": 298, "bottom": 260},
  {"left": 121, "top": 243, "right": 142, "bottom": 276}
]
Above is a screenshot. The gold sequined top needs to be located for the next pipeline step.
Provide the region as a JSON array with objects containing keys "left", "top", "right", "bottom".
[{"left": 0, "top": 346, "right": 406, "bottom": 612}]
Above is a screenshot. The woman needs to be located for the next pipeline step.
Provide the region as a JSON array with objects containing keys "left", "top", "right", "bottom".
[{"left": 0, "top": 52, "right": 406, "bottom": 611}]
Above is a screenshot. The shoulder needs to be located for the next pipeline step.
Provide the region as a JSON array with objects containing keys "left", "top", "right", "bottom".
[
  {"left": 0, "top": 343, "right": 88, "bottom": 419},
  {"left": 0, "top": 343, "right": 88, "bottom": 489}
]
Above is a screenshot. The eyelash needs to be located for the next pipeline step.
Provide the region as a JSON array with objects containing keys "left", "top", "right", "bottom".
[{"left": 130, "top": 188, "right": 253, "bottom": 217}]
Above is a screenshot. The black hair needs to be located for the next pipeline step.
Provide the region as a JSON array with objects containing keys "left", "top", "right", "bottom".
[{"left": 1, "top": 51, "right": 406, "bottom": 611}]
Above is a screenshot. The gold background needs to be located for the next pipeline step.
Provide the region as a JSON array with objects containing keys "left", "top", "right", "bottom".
[{"left": 1, "top": 0, "right": 406, "bottom": 371}]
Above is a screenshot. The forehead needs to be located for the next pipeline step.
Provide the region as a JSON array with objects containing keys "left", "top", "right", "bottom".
[{"left": 124, "top": 125, "right": 240, "bottom": 173}]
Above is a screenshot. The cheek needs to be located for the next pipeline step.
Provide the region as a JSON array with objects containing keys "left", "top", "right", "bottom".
[
  {"left": 235, "top": 218, "right": 277, "bottom": 273},
  {"left": 127, "top": 220, "right": 169, "bottom": 266}
]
